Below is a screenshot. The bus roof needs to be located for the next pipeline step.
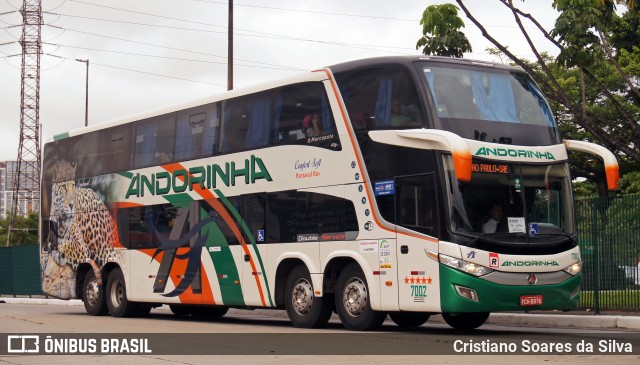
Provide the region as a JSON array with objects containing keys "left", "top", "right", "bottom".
[
  {"left": 326, "top": 55, "right": 523, "bottom": 74},
  {"left": 47, "top": 55, "right": 523, "bottom": 144}
]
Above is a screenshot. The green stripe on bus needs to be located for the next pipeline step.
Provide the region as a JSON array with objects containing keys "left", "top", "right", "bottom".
[
  {"left": 200, "top": 207, "right": 245, "bottom": 306},
  {"left": 162, "top": 193, "right": 245, "bottom": 306},
  {"left": 118, "top": 171, "right": 134, "bottom": 179},
  {"left": 163, "top": 193, "right": 194, "bottom": 206},
  {"left": 53, "top": 132, "right": 69, "bottom": 141},
  {"left": 214, "top": 189, "right": 274, "bottom": 306}
]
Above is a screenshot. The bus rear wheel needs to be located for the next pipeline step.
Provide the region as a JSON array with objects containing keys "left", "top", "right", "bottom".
[
  {"left": 389, "top": 312, "right": 430, "bottom": 328},
  {"left": 106, "top": 267, "right": 139, "bottom": 317},
  {"left": 285, "top": 265, "right": 332, "bottom": 328},
  {"left": 442, "top": 312, "right": 490, "bottom": 330},
  {"left": 82, "top": 270, "right": 108, "bottom": 316},
  {"left": 335, "top": 263, "right": 386, "bottom": 331}
]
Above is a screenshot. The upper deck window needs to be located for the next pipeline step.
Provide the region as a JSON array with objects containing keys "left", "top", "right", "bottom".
[
  {"left": 175, "top": 102, "right": 220, "bottom": 161},
  {"left": 336, "top": 67, "right": 425, "bottom": 131},
  {"left": 422, "top": 66, "right": 555, "bottom": 127},
  {"left": 272, "top": 82, "right": 339, "bottom": 149}
]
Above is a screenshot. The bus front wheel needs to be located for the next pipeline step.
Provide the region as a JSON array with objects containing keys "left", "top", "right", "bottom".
[
  {"left": 106, "top": 267, "right": 139, "bottom": 317},
  {"left": 389, "top": 312, "right": 430, "bottom": 328},
  {"left": 82, "top": 270, "right": 108, "bottom": 316},
  {"left": 285, "top": 265, "right": 332, "bottom": 328},
  {"left": 442, "top": 312, "right": 490, "bottom": 330},
  {"left": 335, "top": 263, "right": 386, "bottom": 331}
]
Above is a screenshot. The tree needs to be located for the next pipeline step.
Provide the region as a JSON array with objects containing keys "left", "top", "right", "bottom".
[
  {"left": 416, "top": 4, "right": 472, "bottom": 58},
  {"left": 0, "top": 212, "right": 39, "bottom": 246},
  {"left": 417, "top": 1, "right": 640, "bottom": 197}
]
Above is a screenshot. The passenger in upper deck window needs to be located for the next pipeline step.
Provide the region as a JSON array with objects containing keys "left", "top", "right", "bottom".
[
  {"left": 391, "top": 99, "right": 414, "bottom": 127},
  {"left": 303, "top": 113, "right": 323, "bottom": 137}
]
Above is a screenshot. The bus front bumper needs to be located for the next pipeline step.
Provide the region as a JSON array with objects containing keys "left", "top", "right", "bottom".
[{"left": 439, "top": 264, "right": 581, "bottom": 312}]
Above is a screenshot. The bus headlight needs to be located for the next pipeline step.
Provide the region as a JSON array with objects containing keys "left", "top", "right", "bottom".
[
  {"left": 563, "top": 261, "right": 582, "bottom": 276},
  {"left": 439, "top": 254, "right": 493, "bottom": 277}
]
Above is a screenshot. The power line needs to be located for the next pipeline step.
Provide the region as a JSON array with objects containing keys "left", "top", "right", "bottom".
[
  {"left": 43, "top": 12, "right": 413, "bottom": 54},
  {"left": 43, "top": 11, "right": 228, "bottom": 34},
  {"left": 45, "top": 52, "right": 226, "bottom": 87},
  {"left": 68, "top": 0, "right": 228, "bottom": 30},
  {"left": 45, "top": 24, "right": 307, "bottom": 70},
  {"left": 192, "top": 0, "right": 418, "bottom": 22},
  {"left": 42, "top": 42, "right": 299, "bottom": 71}
]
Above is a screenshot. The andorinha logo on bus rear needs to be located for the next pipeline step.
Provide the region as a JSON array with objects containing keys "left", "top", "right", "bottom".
[
  {"left": 475, "top": 147, "right": 556, "bottom": 161},
  {"left": 125, "top": 155, "right": 272, "bottom": 199},
  {"left": 501, "top": 260, "right": 560, "bottom": 267}
]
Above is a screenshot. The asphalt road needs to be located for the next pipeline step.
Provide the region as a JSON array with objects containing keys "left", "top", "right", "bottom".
[{"left": 0, "top": 303, "right": 638, "bottom": 364}]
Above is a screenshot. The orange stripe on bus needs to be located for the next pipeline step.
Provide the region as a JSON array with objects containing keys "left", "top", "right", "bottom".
[
  {"left": 319, "top": 69, "right": 438, "bottom": 244},
  {"left": 161, "top": 163, "right": 268, "bottom": 306}
]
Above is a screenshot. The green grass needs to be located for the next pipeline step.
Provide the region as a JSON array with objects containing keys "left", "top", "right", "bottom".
[{"left": 579, "top": 289, "right": 640, "bottom": 310}]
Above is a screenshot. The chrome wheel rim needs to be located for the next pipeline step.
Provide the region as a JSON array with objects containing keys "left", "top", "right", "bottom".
[
  {"left": 342, "top": 276, "right": 368, "bottom": 317},
  {"left": 291, "top": 278, "right": 314, "bottom": 316},
  {"left": 110, "top": 278, "right": 124, "bottom": 308},
  {"left": 85, "top": 277, "right": 99, "bottom": 307}
]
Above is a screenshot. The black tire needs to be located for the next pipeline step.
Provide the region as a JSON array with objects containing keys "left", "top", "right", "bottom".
[
  {"left": 285, "top": 265, "right": 332, "bottom": 328},
  {"left": 389, "top": 312, "right": 430, "bottom": 328},
  {"left": 190, "top": 306, "right": 229, "bottom": 318},
  {"left": 442, "top": 312, "right": 490, "bottom": 330},
  {"left": 335, "top": 263, "right": 386, "bottom": 331},
  {"left": 82, "top": 270, "right": 108, "bottom": 316},
  {"left": 106, "top": 267, "right": 139, "bottom": 317}
]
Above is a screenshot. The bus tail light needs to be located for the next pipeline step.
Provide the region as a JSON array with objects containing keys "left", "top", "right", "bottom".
[{"left": 454, "top": 285, "right": 479, "bottom": 302}]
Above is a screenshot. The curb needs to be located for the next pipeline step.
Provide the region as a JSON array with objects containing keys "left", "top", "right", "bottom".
[{"left": 2, "top": 297, "right": 639, "bottom": 331}]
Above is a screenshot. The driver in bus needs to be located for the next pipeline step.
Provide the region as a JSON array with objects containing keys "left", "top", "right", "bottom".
[{"left": 481, "top": 203, "right": 504, "bottom": 233}]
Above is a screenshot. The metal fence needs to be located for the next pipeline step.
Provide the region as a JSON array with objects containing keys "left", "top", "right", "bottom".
[
  {"left": 2, "top": 196, "right": 640, "bottom": 311},
  {"left": 0, "top": 244, "right": 42, "bottom": 296},
  {"left": 576, "top": 194, "right": 640, "bottom": 312}
]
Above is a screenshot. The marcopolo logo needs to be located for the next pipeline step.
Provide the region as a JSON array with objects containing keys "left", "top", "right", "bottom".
[
  {"left": 475, "top": 147, "right": 555, "bottom": 161},
  {"left": 126, "top": 155, "right": 272, "bottom": 199},
  {"left": 501, "top": 261, "right": 560, "bottom": 267}
]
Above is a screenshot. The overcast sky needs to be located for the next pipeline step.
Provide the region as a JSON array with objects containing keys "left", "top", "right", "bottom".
[{"left": 0, "top": 0, "right": 561, "bottom": 161}]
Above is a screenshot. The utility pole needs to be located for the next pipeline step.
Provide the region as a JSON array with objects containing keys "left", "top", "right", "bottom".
[
  {"left": 227, "top": 0, "right": 233, "bottom": 91},
  {"left": 76, "top": 58, "right": 89, "bottom": 127},
  {"left": 8, "top": 0, "right": 42, "bottom": 245}
]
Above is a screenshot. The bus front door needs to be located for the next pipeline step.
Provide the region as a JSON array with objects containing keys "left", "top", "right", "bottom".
[{"left": 394, "top": 174, "right": 441, "bottom": 312}]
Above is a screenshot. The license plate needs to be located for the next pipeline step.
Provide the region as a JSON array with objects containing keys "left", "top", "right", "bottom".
[{"left": 520, "top": 295, "right": 543, "bottom": 306}]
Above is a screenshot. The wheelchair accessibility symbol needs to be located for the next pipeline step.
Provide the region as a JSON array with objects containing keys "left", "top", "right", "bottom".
[
  {"left": 257, "top": 230, "right": 265, "bottom": 242},
  {"left": 529, "top": 223, "right": 539, "bottom": 237}
]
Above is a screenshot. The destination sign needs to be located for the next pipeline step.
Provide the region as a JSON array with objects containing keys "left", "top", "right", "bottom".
[{"left": 472, "top": 163, "right": 510, "bottom": 174}]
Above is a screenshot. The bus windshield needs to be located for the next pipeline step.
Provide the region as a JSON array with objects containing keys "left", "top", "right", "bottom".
[
  {"left": 419, "top": 64, "right": 558, "bottom": 141},
  {"left": 444, "top": 157, "right": 574, "bottom": 239}
]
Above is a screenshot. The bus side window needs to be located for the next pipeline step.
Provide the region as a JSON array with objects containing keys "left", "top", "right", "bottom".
[
  {"left": 133, "top": 113, "right": 176, "bottom": 168},
  {"left": 336, "top": 67, "right": 423, "bottom": 130},
  {"left": 221, "top": 93, "right": 271, "bottom": 153},
  {"left": 175, "top": 102, "right": 220, "bottom": 160},
  {"left": 296, "top": 191, "right": 349, "bottom": 241},
  {"left": 242, "top": 193, "right": 267, "bottom": 243},
  {"left": 272, "top": 82, "right": 339, "bottom": 149},
  {"left": 266, "top": 190, "right": 297, "bottom": 243},
  {"left": 117, "top": 203, "right": 180, "bottom": 249},
  {"left": 98, "top": 124, "right": 133, "bottom": 175}
]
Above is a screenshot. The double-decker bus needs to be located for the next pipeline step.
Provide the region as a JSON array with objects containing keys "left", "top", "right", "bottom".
[{"left": 41, "top": 56, "right": 619, "bottom": 331}]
